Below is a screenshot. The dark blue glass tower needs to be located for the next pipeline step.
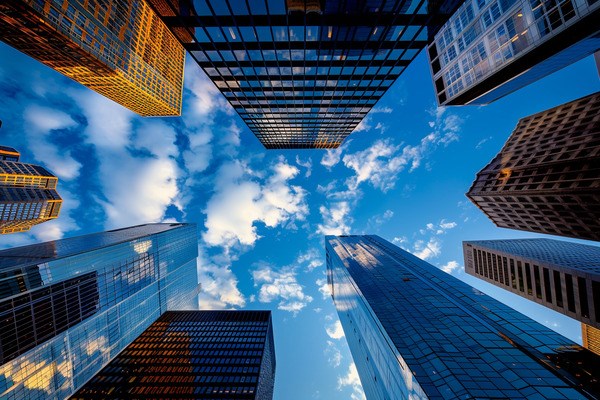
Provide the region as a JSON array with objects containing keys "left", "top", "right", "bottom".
[
  {"left": 326, "top": 235, "right": 599, "bottom": 399},
  {"left": 0, "top": 223, "right": 198, "bottom": 400}
]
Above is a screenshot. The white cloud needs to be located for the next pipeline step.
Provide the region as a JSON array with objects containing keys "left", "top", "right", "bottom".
[
  {"left": 424, "top": 220, "right": 458, "bottom": 235},
  {"left": 316, "top": 278, "right": 331, "bottom": 299},
  {"left": 197, "top": 249, "right": 246, "bottom": 309},
  {"left": 252, "top": 263, "right": 313, "bottom": 315},
  {"left": 203, "top": 158, "right": 308, "bottom": 251},
  {"left": 412, "top": 237, "right": 442, "bottom": 260},
  {"left": 23, "top": 105, "right": 81, "bottom": 180},
  {"left": 28, "top": 188, "right": 80, "bottom": 241},
  {"left": 325, "top": 340, "right": 343, "bottom": 367},
  {"left": 340, "top": 108, "right": 464, "bottom": 192},
  {"left": 320, "top": 140, "right": 351, "bottom": 169},
  {"left": 440, "top": 261, "right": 461, "bottom": 274},
  {"left": 370, "top": 106, "right": 393, "bottom": 113},
  {"left": 367, "top": 209, "right": 394, "bottom": 229},
  {"left": 295, "top": 155, "right": 312, "bottom": 178},
  {"left": 183, "top": 127, "right": 213, "bottom": 174},
  {"left": 392, "top": 236, "right": 407, "bottom": 245},
  {"left": 326, "top": 320, "right": 345, "bottom": 340},
  {"left": 74, "top": 90, "right": 182, "bottom": 228},
  {"left": 439, "top": 221, "right": 457, "bottom": 230},
  {"left": 297, "top": 248, "right": 324, "bottom": 272},
  {"left": 316, "top": 202, "right": 352, "bottom": 236},
  {"left": 338, "top": 363, "right": 366, "bottom": 400}
]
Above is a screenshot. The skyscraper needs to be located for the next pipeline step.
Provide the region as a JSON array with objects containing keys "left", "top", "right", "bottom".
[
  {"left": 0, "top": 0, "right": 185, "bottom": 116},
  {"left": 326, "top": 235, "right": 599, "bottom": 399},
  {"left": 467, "top": 91, "right": 600, "bottom": 242},
  {"left": 463, "top": 238, "right": 600, "bottom": 354},
  {"left": 71, "top": 310, "right": 276, "bottom": 399},
  {"left": 428, "top": 0, "right": 600, "bottom": 105},
  {"left": 147, "top": 0, "right": 462, "bottom": 149},
  {"left": 0, "top": 223, "right": 198, "bottom": 400},
  {"left": 0, "top": 149, "right": 62, "bottom": 234}
]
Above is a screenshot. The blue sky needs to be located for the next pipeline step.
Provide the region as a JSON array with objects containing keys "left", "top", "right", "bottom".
[{"left": 0, "top": 41, "right": 599, "bottom": 399}]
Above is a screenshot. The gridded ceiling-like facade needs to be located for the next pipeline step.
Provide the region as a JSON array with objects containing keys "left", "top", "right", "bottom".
[{"left": 147, "top": 0, "right": 461, "bottom": 149}]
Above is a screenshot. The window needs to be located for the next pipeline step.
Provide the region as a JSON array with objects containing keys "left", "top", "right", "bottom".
[{"left": 554, "top": 270, "right": 563, "bottom": 308}]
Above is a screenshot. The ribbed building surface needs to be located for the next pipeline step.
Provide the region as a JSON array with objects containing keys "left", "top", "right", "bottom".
[
  {"left": 327, "top": 235, "right": 600, "bottom": 399},
  {"left": 467, "top": 91, "right": 600, "bottom": 241},
  {"left": 0, "top": 153, "right": 62, "bottom": 234},
  {"left": 71, "top": 310, "right": 275, "bottom": 400},
  {"left": 147, "top": 0, "right": 461, "bottom": 148},
  {"left": 463, "top": 239, "right": 600, "bottom": 329},
  {"left": 0, "top": 224, "right": 199, "bottom": 400},
  {"left": 0, "top": 0, "right": 185, "bottom": 116}
]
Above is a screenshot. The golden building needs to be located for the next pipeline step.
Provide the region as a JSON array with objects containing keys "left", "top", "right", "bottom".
[
  {"left": 582, "top": 323, "right": 600, "bottom": 356},
  {"left": 0, "top": 153, "right": 62, "bottom": 234},
  {"left": 0, "top": 0, "right": 185, "bottom": 116}
]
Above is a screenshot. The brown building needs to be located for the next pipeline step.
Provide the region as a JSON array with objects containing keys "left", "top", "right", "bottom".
[
  {"left": 467, "top": 91, "right": 600, "bottom": 241},
  {"left": 0, "top": 151, "right": 62, "bottom": 234},
  {"left": 0, "top": 0, "right": 185, "bottom": 116}
]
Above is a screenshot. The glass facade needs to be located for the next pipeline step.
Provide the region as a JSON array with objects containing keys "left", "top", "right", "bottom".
[
  {"left": 428, "top": 0, "right": 600, "bottom": 105},
  {"left": 0, "top": 151, "right": 62, "bottom": 235},
  {"left": 467, "top": 91, "right": 600, "bottom": 242},
  {"left": 0, "top": 223, "right": 199, "bottom": 400},
  {"left": 71, "top": 310, "right": 275, "bottom": 399},
  {"left": 326, "top": 235, "right": 600, "bottom": 399},
  {"left": 147, "top": 0, "right": 462, "bottom": 149},
  {"left": 0, "top": 0, "right": 185, "bottom": 116},
  {"left": 463, "top": 239, "right": 600, "bottom": 329}
]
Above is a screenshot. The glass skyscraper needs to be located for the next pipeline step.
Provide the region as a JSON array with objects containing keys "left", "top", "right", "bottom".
[
  {"left": 146, "top": 0, "right": 461, "bottom": 149},
  {"left": 326, "top": 235, "right": 599, "bottom": 399},
  {"left": 0, "top": 146, "right": 62, "bottom": 234},
  {"left": 428, "top": 0, "right": 600, "bottom": 105},
  {"left": 71, "top": 310, "right": 276, "bottom": 399},
  {"left": 0, "top": 223, "right": 198, "bottom": 400},
  {"left": 463, "top": 238, "right": 600, "bottom": 355},
  {"left": 0, "top": 0, "right": 185, "bottom": 116},
  {"left": 467, "top": 91, "right": 600, "bottom": 242}
]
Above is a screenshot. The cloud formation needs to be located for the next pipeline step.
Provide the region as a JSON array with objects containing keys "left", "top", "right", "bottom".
[
  {"left": 252, "top": 263, "right": 313, "bottom": 315},
  {"left": 202, "top": 158, "right": 308, "bottom": 251},
  {"left": 326, "top": 320, "right": 345, "bottom": 340},
  {"left": 316, "top": 202, "right": 352, "bottom": 236},
  {"left": 338, "top": 363, "right": 366, "bottom": 400}
]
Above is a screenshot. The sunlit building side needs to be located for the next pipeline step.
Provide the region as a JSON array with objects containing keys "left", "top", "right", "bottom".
[
  {"left": 0, "top": 0, "right": 185, "bottom": 116},
  {"left": 467, "top": 91, "right": 600, "bottom": 241},
  {"left": 326, "top": 235, "right": 599, "bottom": 399},
  {"left": 428, "top": 0, "right": 600, "bottom": 105},
  {"left": 0, "top": 223, "right": 198, "bottom": 400},
  {"left": 71, "top": 310, "right": 276, "bottom": 399},
  {"left": 0, "top": 149, "right": 62, "bottom": 234}
]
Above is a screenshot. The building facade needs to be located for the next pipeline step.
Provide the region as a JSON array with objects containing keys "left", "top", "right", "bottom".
[
  {"left": 326, "top": 235, "right": 599, "bottom": 399},
  {"left": 0, "top": 0, "right": 185, "bottom": 116},
  {"left": 0, "top": 223, "right": 199, "bottom": 400},
  {"left": 0, "top": 150, "right": 62, "bottom": 234},
  {"left": 428, "top": 0, "right": 600, "bottom": 105},
  {"left": 467, "top": 91, "right": 600, "bottom": 242},
  {"left": 146, "top": 0, "right": 461, "bottom": 149},
  {"left": 463, "top": 238, "right": 600, "bottom": 355},
  {"left": 71, "top": 310, "right": 276, "bottom": 399}
]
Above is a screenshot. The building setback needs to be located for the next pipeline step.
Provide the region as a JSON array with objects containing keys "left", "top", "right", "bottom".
[
  {"left": 146, "top": 0, "right": 462, "bottom": 149},
  {"left": 326, "top": 235, "right": 599, "bottom": 399},
  {"left": 0, "top": 223, "right": 198, "bottom": 400},
  {"left": 428, "top": 0, "right": 600, "bottom": 105},
  {"left": 0, "top": 0, "right": 185, "bottom": 116},
  {"left": 463, "top": 238, "right": 600, "bottom": 354},
  {"left": 0, "top": 148, "right": 62, "bottom": 234},
  {"left": 70, "top": 310, "right": 276, "bottom": 399},
  {"left": 467, "top": 91, "right": 600, "bottom": 242}
]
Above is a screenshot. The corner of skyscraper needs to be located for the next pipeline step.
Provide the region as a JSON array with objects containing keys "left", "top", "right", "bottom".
[
  {"left": 326, "top": 234, "right": 600, "bottom": 399},
  {"left": 0, "top": 0, "right": 185, "bottom": 116}
]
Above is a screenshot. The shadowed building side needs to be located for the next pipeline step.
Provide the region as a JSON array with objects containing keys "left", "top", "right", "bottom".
[
  {"left": 0, "top": 0, "right": 185, "bottom": 116},
  {"left": 467, "top": 91, "right": 600, "bottom": 241},
  {"left": 146, "top": 0, "right": 463, "bottom": 149}
]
